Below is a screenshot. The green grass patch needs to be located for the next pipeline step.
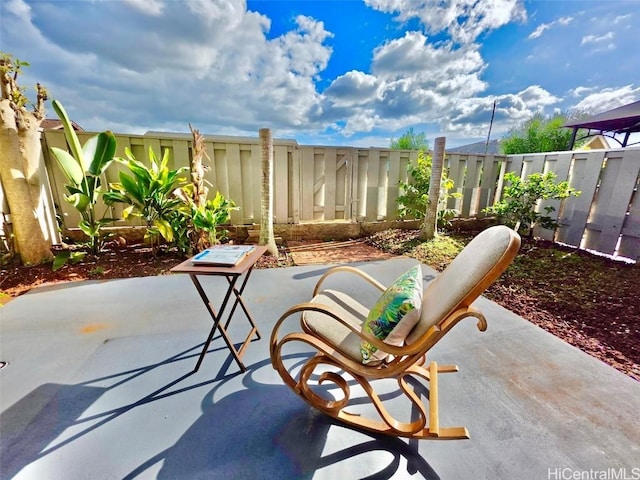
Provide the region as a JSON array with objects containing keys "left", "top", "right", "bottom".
[{"left": 411, "top": 234, "right": 466, "bottom": 271}]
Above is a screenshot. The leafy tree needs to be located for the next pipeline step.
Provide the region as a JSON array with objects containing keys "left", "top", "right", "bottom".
[
  {"left": 500, "top": 112, "right": 588, "bottom": 154},
  {"left": 483, "top": 171, "right": 580, "bottom": 237},
  {"left": 0, "top": 52, "right": 53, "bottom": 264},
  {"left": 390, "top": 127, "right": 429, "bottom": 151}
]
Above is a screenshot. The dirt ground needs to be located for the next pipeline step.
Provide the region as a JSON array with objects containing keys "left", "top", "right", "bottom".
[{"left": 1, "top": 233, "right": 638, "bottom": 382}]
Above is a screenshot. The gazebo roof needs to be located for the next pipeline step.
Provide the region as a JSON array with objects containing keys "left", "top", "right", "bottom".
[{"left": 564, "top": 100, "right": 640, "bottom": 148}]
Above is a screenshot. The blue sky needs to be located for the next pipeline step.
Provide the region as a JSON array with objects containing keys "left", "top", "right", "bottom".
[{"left": 2, "top": 0, "right": 639, "bottom": 148}]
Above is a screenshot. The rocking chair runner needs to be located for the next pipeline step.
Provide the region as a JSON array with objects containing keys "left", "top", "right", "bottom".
[{"left": 270, "top": 225, "right": 521, "bottom": 440}]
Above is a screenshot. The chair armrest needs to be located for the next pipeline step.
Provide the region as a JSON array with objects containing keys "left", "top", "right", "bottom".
[{"left": 312, "top": 265, "right": 387, "bottom": 297}]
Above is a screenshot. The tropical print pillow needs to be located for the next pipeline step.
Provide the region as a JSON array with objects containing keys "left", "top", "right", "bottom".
[{"left": 360, "top": 265, "right": 423, "bottom": 364}]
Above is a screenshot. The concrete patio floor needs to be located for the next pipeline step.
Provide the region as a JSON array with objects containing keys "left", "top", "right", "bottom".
[{"left": 1, "top": 257, "right": 639, "bottom": 480}]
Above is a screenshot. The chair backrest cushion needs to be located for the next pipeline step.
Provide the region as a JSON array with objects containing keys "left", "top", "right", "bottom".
[
  {"left": 361, "top": 265, "right": 423, "bottom": 364},
  {"left": 406, "top": 225, "right": 519, "bottom": 344}
]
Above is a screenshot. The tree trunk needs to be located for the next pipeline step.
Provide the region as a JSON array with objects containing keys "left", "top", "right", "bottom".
[
  {"left": 0, "top": 99, "right": 53, "bottom": 264},
  {"left": 420, "top": 136, "right": 446, "bottom": 241},
  {"left": 258, "top": 128, "right": 278, "bottom": 256}
]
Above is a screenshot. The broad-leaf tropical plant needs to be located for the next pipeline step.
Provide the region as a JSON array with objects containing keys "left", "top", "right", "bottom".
[
  {"left": 169, "top": 125, "right": 238, "bottom": 255},
  {"left": 172, "top": 187, "right": 237, "bottom": 255},
  {"left": 104, "top": 146, "right": 187, "bottom": 252},
  {"left": 50, "top": 99, "right": 117, "bottom": 254}
]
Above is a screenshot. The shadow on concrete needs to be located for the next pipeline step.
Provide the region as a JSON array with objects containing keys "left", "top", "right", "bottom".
[
  {"left": 0, "top": 341, "right": 239, "bottom": 478},
  {"left": 124, "top": 357, "right": 440, "bottom": 480},
  {"left": 1, "top": 382, "right": 106, "bottom": 479}
]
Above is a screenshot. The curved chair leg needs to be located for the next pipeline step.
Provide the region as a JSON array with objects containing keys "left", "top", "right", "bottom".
[{"left": 271, "top": 331, "right": 469, "bottom": 439}]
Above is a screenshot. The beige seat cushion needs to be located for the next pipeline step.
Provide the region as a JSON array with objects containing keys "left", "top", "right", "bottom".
[{"left": 302, "top": 289, "right": 367, "bottom": 362}]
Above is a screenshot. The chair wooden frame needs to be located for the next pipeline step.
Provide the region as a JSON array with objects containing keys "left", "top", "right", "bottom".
[{"left": 270, "top": 226, "right": 521, "bottom": 440}]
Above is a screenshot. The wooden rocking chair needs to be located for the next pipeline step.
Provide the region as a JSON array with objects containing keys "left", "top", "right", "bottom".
[{"left": 270, "top": 225, "right": 521, "bottom": 439}]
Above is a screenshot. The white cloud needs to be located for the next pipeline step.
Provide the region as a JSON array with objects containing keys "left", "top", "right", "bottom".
[
  {"left": 320, "top": 30, "right": 490, "bottom": 136},
  {"left": 443, "top": 85, "right": 560, "bottom": 137},
  {"left": 4, "top": 0, "right": 31, "bottom": 17},
  {"left": 122, "top": 0, "right": 164, "bottom": 16},
  {"left": 571, "top": 85, "right": 640, "bottom": 113},
  {"left": 517, "top": 85, "right": 559, "bottom": 105},
  {"left": 187, "top": 0, "right": 245, "bottom": 25},
  {"left": 581, "top": 32, "right": 614, "bottom": 45},
  {"left": 581, "top": 31, "right": 615, "bottom": 51},
  {"left": 613, "top": 14, "right": 632, "bottom": 24},
  {"left": 371, "top": 32, "right": 486, "bottom": 84},
  {"left": 528, "top": 24, "right": 550, "bottom": 40},
  {"left": 528, "top": 16, "right": 573, "bottom": 39},
  {"left": 2, "top": 1, "right": 335, "bottom": 135},
  {"left": 2, "top": 0, "right": 635, "bottom": 147},
  {"left": 364, "top": 0, "right": 527, "bottom": 44},
  {"left": 324, "top": 71, "right": 380, "bottom": 107},
  {"left": 570, "top": 86, "right": 597, "bottom": 98}
]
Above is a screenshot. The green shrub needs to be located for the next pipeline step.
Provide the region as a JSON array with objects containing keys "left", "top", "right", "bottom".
[
  {"left": 171, "top": 190, "right": 237, "bottom": 255},
  {"left": 484, "top": 171, "right": 580, "bottom": 237},
  {"left": 397, "top": 151, "right": 460, "bottom": 228},
  {"left": 104, "top": 147, "right": 187, "bottom": 252}
]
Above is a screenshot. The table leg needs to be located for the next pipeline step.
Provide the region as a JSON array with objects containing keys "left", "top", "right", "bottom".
[
  {"left": 189, "top": 271, "right": 261, "bottom": 373},
  {"left": 224, "top": 267, "right": 262, "bottom": 340}
]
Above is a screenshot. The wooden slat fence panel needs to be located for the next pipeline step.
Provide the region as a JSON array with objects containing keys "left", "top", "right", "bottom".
[
  {"left": 204, "top": 142, "right": 217, "bottom": 199},
  {"left": 477, "top": 154, "right": 500, "bottom": 215},
  {"left": 212, "top": 144, "right": 230, "bottom": 212},
  {"left": 324, "top": 148, "right": 337, "bottom": 221},
  {"left": 312, "top": 149, "right": 325, "bottom": 220},
  {"left": 300, "top": 147, "right": 315, "bottom": 221},
  {"left": 582, "top": 149, "right": 640, "bottom": 256},
  {"left": 334, "top": 148, "right": 350, "bottom": 220},
  {"left": 224, "top": 143, "right": 244, "bottom": 225},
  {"left": 239, "top": 144, "right": 254, "bottom": 223},
  {"left": 555, "top": 151, "right": 604, "bottom": 247},
  {"left": 386, "top": 150, "right": 402, "bottom": 221},
  {"left": 446, "top": 153, "right": 465, "bottom": 213},
  {"left": 365, "top": 149, "right": 381, "bottom": 221},
  {"left": 172, "top": 140, "right": 190, "bottom": 170},
  {"left": 460, "top": 154, "right": 482, "bottom": 216},
  {"left": 617, "top": 160, "right": 640, "bottom": 260},
  {"left": 506, "top": 154, "right": 524, "bottom": 178},
  {"left": 522, "top": 153, "right": 545, "bottom": 176},
  {"left": 377, "top": 150, "right": 389, "bottom": 220},
  {"left": 291, "top": 146, "right": 301, "bottom": 223},
  {"left": 534, "top": 152, "right": 573, "bottom": 240},
  {"left": 35, "top": 131, "right": 639, "bottom": 260},
  {"left": 273, "top": 145, "right": 288, "bottom": 224}
]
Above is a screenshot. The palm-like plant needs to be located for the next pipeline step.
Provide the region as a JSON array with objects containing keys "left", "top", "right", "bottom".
[
  {"left": 104, "top": 147, "right": 187, "bottom": 252},
  {"left": 50, "top": 100, "right": 117, "bottom": 255}
]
